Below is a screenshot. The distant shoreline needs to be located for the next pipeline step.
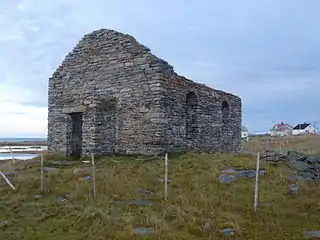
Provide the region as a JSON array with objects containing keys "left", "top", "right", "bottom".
[
  {"left": 0, "top": 141, "right": 47, "bottom": 154},
  {"left": 0, "top": 158, "right": 37, "bottom": 164},
  {"left": 0, "top": 141, "right": 47, "bottom": 146},
  {"left": 0, "top": 150, "right": 46, "bottom": 154}
]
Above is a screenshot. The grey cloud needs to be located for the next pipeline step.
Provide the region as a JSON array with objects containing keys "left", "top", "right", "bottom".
[{"left": 0, "top": 0, "right": 320, "bottom": 131}]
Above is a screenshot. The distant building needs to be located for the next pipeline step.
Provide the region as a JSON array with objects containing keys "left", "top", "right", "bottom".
[
  {"left": 292, "top": 123, "right": 317, "bottom": 135},
  {"left": 241, "top": 126, "right": 249, "bottom": 141},
  {"left": 269, "top": 122, "right": 293, "bottom": 136}
]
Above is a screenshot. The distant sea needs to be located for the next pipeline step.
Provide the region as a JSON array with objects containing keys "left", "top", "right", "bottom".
[
  {"left": 0, "top": 153, "right": 39, "bottom": 160},
  {"left": 0, "top": 138, "right": 46, "bottom": 160},
  {"left": 0, "top": 138, "right": 47, "bottom": 142}
]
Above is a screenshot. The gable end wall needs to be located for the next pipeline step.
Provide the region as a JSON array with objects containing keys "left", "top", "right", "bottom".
[{"left": 48, "top": 29, "right": 242, "bottom": 156}]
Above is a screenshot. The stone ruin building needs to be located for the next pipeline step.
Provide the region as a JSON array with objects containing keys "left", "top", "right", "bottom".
[{"left": 47, "top": 29, "right": 242, "bottom": 157}]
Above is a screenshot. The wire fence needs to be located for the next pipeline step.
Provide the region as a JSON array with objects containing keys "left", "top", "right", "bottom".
[
  {"left": 242, "top": 134, "right": 320, "bottom": 155},
  {"left": 1, "top": 134, "right": 319, "bottom": 215},
  {"left": 0, "top": 150, "right": 267, "bottom": 214}
]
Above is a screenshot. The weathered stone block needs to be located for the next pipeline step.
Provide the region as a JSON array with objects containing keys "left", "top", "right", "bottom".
[{"left": 62, "top": 106, "right": 87, "bottom": 113}]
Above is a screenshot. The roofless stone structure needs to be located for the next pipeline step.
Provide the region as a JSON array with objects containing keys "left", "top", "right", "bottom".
[{"left": 47, "top": 29, "right": 242, "bottom": 157}]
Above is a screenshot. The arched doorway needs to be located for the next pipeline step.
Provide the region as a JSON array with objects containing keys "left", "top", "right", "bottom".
[
  {"left": 222, "top": 100, "right": 230, "bottom": 125},
  {"left": 186, "top": 92, "right": 198, "bottom": 142}
]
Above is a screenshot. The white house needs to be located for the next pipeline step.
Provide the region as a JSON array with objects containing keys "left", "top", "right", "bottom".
[
  {"left": 269, "top": 122, "right": 293, "bottom": 136},
  {"left": 292, "top": 123, "right": 317, "bottom": 135},
  {"left": 241, "top": 126, "right": 249, "bottom": 141}
]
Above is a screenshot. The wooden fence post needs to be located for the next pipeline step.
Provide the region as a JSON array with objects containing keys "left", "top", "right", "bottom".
[
  {"left": 91, "top": 153, "right": 96, "bottom": 198},
  {"left": 254, "top": 152, "right": 260, "bottom": 212},
  {"left": 40, "top": 150, "right": 44, "bottom": 192},
  {"left": 0, "top": 171, "right": 16, "bottom": 190},
  {"left": 164, "top": 153, "right": 168, "bottom": 201}
]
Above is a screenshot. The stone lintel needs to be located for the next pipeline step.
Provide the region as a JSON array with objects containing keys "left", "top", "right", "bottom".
[{"left": 62, "top": 105, "right": 87, "bottom": 114}]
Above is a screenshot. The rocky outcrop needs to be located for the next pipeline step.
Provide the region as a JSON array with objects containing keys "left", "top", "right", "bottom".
[
  {"left": 261, "top": 150, "right": 320, "bottom": 182},
  {"left": 218, "top": 168, "right": 267, "bottom": 184}
]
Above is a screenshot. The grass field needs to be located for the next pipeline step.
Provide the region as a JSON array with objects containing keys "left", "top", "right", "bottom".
[
  {"left": 243, "top": 134, "right": 320, "bottom": 155},
  {"left": 0, "top": 151, "right": 319, "bottom": 239}
]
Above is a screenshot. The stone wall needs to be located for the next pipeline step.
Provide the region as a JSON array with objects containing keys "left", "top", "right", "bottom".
[
  {"left": 47, "top": 29, "right": 242, "bottom": 156},
  {"left": 157, "top": 74, "right": 241, "bottom": 153}
]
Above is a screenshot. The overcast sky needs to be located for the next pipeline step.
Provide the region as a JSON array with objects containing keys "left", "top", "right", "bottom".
[{"left": 0, "top": 0, "right": 319, "bottom": 137}]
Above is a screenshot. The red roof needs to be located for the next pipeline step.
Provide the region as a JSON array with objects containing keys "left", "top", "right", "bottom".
[{"left": 273, "top": 123, "right": 291, "bottom": 131}]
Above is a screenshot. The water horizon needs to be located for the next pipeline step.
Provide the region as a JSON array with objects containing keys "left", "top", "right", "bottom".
[
  {"left": 0, "top": 137, "right": 47, "bottom": 142},
  {"left": 0, "top": 153, "right": 39, "bottom": 161},
  {"left": 0, "top": 138, "right": 45, "bottom": 160}
]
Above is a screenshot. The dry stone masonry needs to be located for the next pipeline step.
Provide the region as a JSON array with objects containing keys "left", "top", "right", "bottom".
[{"left": 47, "top": 29, "right": 242, "bottom": 157}]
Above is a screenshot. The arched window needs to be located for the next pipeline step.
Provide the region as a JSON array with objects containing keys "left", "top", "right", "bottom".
[
  {"left": 186, "top": 92, "right": 198, "bottom": 140},
  {"left": 222, "top": 100, "right": 230, "bottom": 124}
]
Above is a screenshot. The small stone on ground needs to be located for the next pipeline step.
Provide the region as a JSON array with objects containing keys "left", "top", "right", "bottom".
[
  {"left": 288, "top": 184, "right": 299, "bottom": 196},
  {"left": 132, "top": 227, "right": 155, "bottom": 235},
  {"left": 112, "top": 199, "right": 152, "bottom": 206},
  {"left": 47, "top": 160, "right": 78, "bottom": 166},
  {"left": 220, "top": 169, "right": 238, "bottom": 174},
  {"left": 218, "top": 174, "right": 238, "bottom": 184},
  {"left": 220, "top": 228, "right": 236, "bottom": 236},
  {"left": 202, "top": 222, "right": 211, "bottom": 232},
  {"left": 34, "top": 194, "right": 42, "bottom": 199},
  {"left": 56, "top": 196, "right": 68, "bottom": 203},
  {"left": 81, "top": 175, "right": 93, "bottom": 181},
  {"left": 136, "top": 188, "right": 155, "bottom": 195},
  {"left": 0, "top": 220, "right": 9, "bottom": 228},
  {"left": 304, "top": 230, "right": 320, "bottom": 239}
]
